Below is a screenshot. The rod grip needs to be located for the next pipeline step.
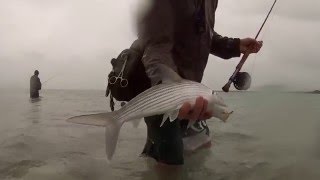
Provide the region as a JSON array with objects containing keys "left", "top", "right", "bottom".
[{"left": 222, "top": 81, "right": 232, "bottom": 92}]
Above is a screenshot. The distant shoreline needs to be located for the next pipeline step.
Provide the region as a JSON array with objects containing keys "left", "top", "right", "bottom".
[
  {"left": 307, "top": 90, "right": 320, "bottom": 94},
  {"left": 1, "top": 88, "right": 319, "bottom": 94}
]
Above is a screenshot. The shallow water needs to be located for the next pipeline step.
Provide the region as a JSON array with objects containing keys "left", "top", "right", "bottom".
[{"left": 0, "top": 89, "right": 319, "bottom": 180}]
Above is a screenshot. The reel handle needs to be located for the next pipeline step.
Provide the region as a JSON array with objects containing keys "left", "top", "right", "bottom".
[
  {"left": 222, "top": 53, "right": 249, "bottom": 92},
  {"left": 222, "top": 81, "right": 232, "bottom": 92}
]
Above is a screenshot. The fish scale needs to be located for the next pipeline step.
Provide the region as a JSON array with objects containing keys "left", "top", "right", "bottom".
[
  {"left": 118, "top": 81, "right": 211, "bottom": 121},
  {"left": 119, "top": 82, "right": 198, "bottom": 118}
]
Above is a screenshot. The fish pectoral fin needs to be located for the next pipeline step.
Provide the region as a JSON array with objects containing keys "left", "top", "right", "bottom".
[
  {"left": 160, "top": 114, "right": 169, "bottom": 127},
  {"left": 131, "top": 118, "right": 143, "bottom": 128},
  {"left": 187, "top": 120, "right": 196, "bottom": 129},
  {"left": 169, "top": 109, "right": 180, "bottom": 122}
]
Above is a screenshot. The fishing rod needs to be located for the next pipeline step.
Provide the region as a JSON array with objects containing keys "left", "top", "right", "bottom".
[
  {"left": 42, "top": 75, "right": 59, "bottom": 86},
  {"left": 222, "top": 0, "right": 278, "bottom": 92}
]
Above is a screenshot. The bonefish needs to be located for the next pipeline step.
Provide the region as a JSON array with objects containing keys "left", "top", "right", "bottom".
[{"left": 67, "top": 65, "right": 233, "bottom": 160}]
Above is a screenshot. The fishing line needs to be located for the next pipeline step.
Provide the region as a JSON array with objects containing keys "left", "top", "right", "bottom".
[
  {"left": 42, "top": 75, "right": 59, "bottom": 86},
  {"left": 41, "top": 71, "right": 67, "bottom": 87},
  {"left": 41, "top": 60, "right": 76, "bottom": 87},
  {"left": 250, "top": 0, "right": 281, "bottom": 83}
]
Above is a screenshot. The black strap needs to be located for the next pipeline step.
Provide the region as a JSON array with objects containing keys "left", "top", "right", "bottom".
[
  {"left": 106, "top": 85, "right": 115, "bottom": 111},
  {"left": 110, "top": 94, "right": 115, "bottom": 111},
  {"left": 105, "top": 85, "right": 110, "bottom": 97}
]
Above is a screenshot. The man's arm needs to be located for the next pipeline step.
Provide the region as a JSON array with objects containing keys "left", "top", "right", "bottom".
[
  {"left": 210, "top": 31, "right": 241, "bottom": 59},
  {"left": 138, "top": 0, "right": 177, "bottom": 85},
  {"left": 138, "top": 0, "right": 215, "bottom": 122},
  {"left": 211, "top": 31, "right": 263, "bottom": 59},
  {"left": 37, "top": 78, "right": 41, "bottom": 90}
]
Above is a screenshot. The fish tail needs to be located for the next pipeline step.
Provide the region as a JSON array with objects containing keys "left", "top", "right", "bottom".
[
  {"left": 66, "top": 110, "right": 125, "bottom": 160},
  {"left": 67, "top": 112, "right": 119, "bottom": 127},
  {"left": 104, "top": 111, "right": 124, "bottom": 160}
]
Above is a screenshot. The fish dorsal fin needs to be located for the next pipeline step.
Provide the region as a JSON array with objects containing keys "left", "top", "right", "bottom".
[{"left": 157, "top": 64, "right": 182, "bottom": 83}]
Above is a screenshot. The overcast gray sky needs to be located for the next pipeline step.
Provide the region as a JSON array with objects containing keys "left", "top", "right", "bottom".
[{"left": 0, "top": 0, "right": 319, "bottom": 91}]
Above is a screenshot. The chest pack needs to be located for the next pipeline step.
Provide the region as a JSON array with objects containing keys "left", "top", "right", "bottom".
[{"left": 106, "top": 48, "right": 151, "bottom": 111}]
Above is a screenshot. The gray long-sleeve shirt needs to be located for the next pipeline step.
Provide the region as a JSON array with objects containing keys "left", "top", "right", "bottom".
[{"left": 137, "top": 0, "right": 241, "bottom": 85}]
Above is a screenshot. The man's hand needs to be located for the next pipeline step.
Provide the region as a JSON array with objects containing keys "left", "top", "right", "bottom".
[
  {"left": 178, "top": 97, "right": 213, "bottom": 121},
  {"left": 240, "top": 38, "right": 263, "bottom": 54}
]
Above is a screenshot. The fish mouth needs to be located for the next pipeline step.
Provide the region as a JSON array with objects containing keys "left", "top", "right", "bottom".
[
  {"left": 220, "top": 110, "right": 233, "bottom": 123},
  {"left": 223, "top": 111, "right": 234, "bottom": 115}
]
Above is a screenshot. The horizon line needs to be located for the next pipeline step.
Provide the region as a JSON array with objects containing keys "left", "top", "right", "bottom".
[{"left": 1, "top": 87, "right": 318, "bottom": 93}]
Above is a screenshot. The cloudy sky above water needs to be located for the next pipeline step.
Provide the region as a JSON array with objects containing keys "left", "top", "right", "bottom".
[{"left": 0, "top": 0, "right": 319, "bottom": 91}]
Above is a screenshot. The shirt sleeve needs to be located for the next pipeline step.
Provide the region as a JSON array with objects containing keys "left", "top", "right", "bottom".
[
  {"left": 210, "top": 31, "right": 241, "bottom": 59},
  {"left": 138, "top": 0, "right": 177, "bottom": 85}
]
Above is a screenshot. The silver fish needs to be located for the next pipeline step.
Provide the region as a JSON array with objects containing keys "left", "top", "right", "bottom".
[{"left": 67, "top": 66, "right": 233, "bottom": 160}]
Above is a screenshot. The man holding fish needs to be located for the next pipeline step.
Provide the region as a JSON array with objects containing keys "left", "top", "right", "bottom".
[
  {"left": 137, "top": 0, "right": 263, "bottom": 165},
  {"left": 68, "top": 0, "right": 263, "bottom": 167}
]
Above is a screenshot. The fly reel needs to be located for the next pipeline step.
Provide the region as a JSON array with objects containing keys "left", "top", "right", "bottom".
[{"left": 233, "top": 72, "right": 251, "bottom": 90}]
